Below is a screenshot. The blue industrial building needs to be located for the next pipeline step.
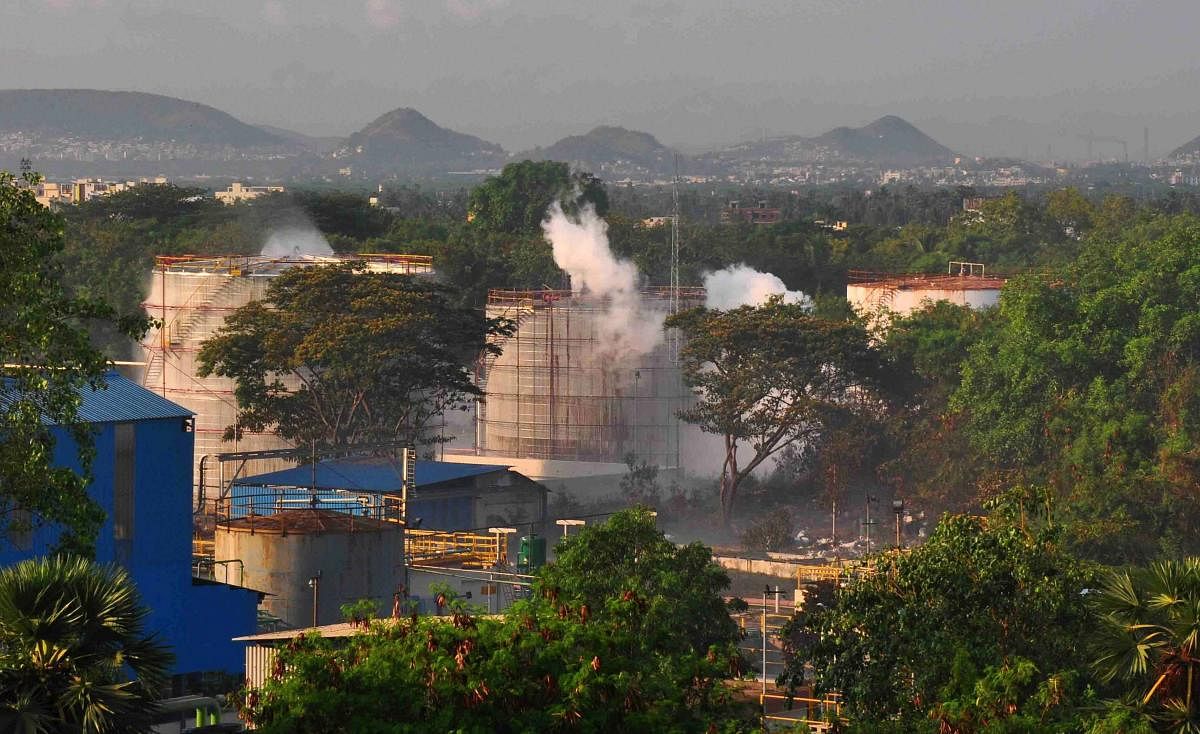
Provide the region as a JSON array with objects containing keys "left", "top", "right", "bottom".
[{"left": 0, "top": 373, "right": 259, "bottom": 675}]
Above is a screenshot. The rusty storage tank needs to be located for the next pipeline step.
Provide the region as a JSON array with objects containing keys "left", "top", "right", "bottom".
[
  {"left": 214, "top": 505, "right": 406, "bottom": 628},
  {"left": 476, "top": 287, "right": 704, "bottom": 467}
]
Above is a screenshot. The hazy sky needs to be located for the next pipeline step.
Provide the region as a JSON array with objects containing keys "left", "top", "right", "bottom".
[{"left": 3, "top": 0, "right": 1199, "bottom": 159}]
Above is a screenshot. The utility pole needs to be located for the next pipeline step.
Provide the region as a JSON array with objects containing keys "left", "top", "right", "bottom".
[
  {"left": 863, "top": 495, "right": 878, "bottom": 556},
  {"left": 893, "top": 499, "right": 905, "bottom": 549},
  {"left": 308, "top": 572, "right": 321, "bottom": 627},
  {"left": 669, "top": 155, "right": 681, "bottom": 363}
]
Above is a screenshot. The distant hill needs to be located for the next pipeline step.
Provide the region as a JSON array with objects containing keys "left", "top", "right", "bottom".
[
  {"left": 255, "top": 124, "right": 341, "bottom": 154},
  {"left": 1168, "top": 133, "right": 1200, "bottom": 161},
  {"left": 709, "top": 115, "right": 957, "bottom": 168},
  {"left": 0, "top": 89, "right": 286, "bottom": 147},
  {"left": 335, "top": 108, "right": 506, "bottom": 171},
  {"left": 523, "top": 125, "right": 677, "bottom": 173},
  {"left": 811, "top": 116, "right": 956, "bottom": 165}
]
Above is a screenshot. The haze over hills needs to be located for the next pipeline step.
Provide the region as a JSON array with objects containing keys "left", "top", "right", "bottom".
[
  {"left": 333, "top": 107, "right": 506, "bottom": 172},
  {"left": 1168, "top": 133, "right": 1200, "bottom": 162},
  {"left": 704, "top": 115, "right": 958, "bottom": 170},
  {"left": 0, "top": 89, "right": 286, "bottom": 148},
  {"left": 523, "top": 126, "right": 678, "bottom": 175},
  {"left": 254, "top": 124, "right": 341, "bottom": 155}
]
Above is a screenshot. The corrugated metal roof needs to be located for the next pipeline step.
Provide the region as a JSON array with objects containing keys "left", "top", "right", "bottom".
[
  {"left": 230, "top": 459, "right": 510, "bottom": 493},
  {"left": 0, "top": 372, "right": 192, "bottom": 425},
  {"left": 75, "top": 373, "right": 193, "bottom": 423}
]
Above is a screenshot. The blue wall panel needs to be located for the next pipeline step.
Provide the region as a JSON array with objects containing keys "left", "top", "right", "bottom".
[{"left": 0, "top": 416, "right": 257, "bottom": 675}]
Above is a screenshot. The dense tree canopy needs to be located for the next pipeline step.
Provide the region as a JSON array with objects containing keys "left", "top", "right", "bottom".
[
  {"left": 466, "top": 160, "right": 607, "bottom": 237},
  {"left": 954, "top": 215, "right": 1200, "bottom": 561},
  {"left": 241, "top": 510, "right": 754, "bottom": 733},
  {"left": 0, "top": 171, "right": 148, "bottom": 554},
  {"left": 536, "top": 507, "right": 738, "bottom": 656},
  {"left": 197, "top": 262, "right": 512, "bottom": 451},
  {"left": 782, "top": 495, "right": 1099, "bottom": 733}
]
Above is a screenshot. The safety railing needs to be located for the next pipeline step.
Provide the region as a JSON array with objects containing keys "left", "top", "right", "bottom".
[
  {"left": 406, "top": 529, "right": 506, "bottom": 567},
  {"left": 212, "top": 487, "right": 403, "bottom": 530},
  {"left": 761, "top": 693, "right": 846, "bottom": 731},
  {"left": 154, "top": 253, "right": 433, "bottom": 275}
]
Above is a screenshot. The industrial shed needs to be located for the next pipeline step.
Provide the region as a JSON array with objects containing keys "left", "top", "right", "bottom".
[
  {"left": 228, "top": 459, "right": 547, "bottom": 532},
  {"left": 0, "top": 373, "right": 260, "bottom": 675}
]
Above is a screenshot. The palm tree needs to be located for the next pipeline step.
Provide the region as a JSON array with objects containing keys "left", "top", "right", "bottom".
[
  {"left": 1093, "top": 558, "right": 1200, "bottom": 734},
  {"left": 0, "top": 555, "right": 173, "bottom": 733}
]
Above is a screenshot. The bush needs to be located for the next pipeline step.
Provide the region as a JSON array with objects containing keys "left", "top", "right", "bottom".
[{"left": 741, "top": 512, "right": 795, "bottom": 552}]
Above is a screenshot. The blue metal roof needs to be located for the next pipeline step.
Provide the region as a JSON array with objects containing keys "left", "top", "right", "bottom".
[
  {"left": 230, "top": 459, "right": 510, "bottom": 493},
  {"left": 1, "top": 372, "right": 192, "bottom": 425},
  {"left": 75, "top": 373, "right": 193, "bottom": 424}
]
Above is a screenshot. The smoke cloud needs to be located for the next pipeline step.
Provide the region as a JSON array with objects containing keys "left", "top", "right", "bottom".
[
  {"left": 542, "top": 201, "right": 664, "bottom": 358},
  {"left": 702, "top": 264, "right": 813, "bottom": 310},
  {"left": 260, "top": 226, "right": 334, "bottom": 258}
]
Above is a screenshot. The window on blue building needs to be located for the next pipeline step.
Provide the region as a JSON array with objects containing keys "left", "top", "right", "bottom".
[{"left": 114, "top": 423, "right": 135, "bottom": 567}]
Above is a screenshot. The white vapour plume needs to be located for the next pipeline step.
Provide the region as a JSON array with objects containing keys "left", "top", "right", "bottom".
[
  {"left": 542, "top": 201, "right": 664, "bottom": 358},
  {"left": 260, "top": 226, "right": 334, "bottom": 258},
  {"left": 703, "top": 264, "right": 813, "bottom": 310}
]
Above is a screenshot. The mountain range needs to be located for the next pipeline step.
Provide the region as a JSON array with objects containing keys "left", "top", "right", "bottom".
[
  {"left": 700, "top": 115, "right": 958, "bottom": 170},
  {"left": 0, "top": 89, "right": 285, "bottom": 147},
  {"left": 521, "top": 126, "right": 677, "bottom": 175},
  {"left": 9, "top": 88, "right": 1173, "bottom": 179}
]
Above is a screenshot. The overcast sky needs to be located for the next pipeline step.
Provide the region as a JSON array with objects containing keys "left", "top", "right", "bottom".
[{"left": 3, "top": 0, "right": 1198, "bottom": 159}]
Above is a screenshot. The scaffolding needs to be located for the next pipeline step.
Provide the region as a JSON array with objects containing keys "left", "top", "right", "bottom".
[
  {"left": 141, "top": 254, "right": 434, "bottom": 499},
  {"left": 476, "top": 287, "right": 705, "bottom": 467}
]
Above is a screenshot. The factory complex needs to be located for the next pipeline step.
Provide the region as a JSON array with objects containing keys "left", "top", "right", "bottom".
[{"left": 0, "top": 249, "right": 1008, "bottom": 682}]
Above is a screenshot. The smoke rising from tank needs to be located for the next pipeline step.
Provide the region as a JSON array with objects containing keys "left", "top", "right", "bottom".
[
  {"left": 260, "top": 225, "right": 334, "bottom": 258},
  {"left": 542, "top": 201, "right": 665, "bottom": 358},
  {"left": 702, "top": 264, "right": 812, "bottom": 310}
]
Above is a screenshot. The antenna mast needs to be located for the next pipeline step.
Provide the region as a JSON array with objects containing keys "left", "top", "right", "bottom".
[{"left": 669, "top": 155, "right": 682, "bottom": 362}]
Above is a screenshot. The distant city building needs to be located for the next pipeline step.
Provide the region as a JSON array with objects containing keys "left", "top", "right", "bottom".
[
  {"left": 720, "top": 200, "right": 781, "bottom": 225},
  {"left": 640, "top": 216, "right": 672, "bottom": 228},
  {"left": 214, "top": 181, "right": 285, "bottom": 204},
  {"left": 34, "top": 177, "right": 167, "bottom": 207}
]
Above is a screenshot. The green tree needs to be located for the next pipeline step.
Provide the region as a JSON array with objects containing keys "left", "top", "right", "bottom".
[
  {"left": 1092, "top": 559, "right": 1200, "bottom": 733},
  {"left": 467, "top": 160, "right": 608, "bottom": 236},
  {"left": 954, "top": 215, "right": 1200, "bottom": 561},
  {"left": 0, "top": 555, "right": 173, "bottom": 733},
  {"left": 536, "top": 508, "right": 738, "bottom": 656},
  {"left": 781, "top": 494, "right": 1097, "bottom": 732},
  {"left": 668, "top": 299, "right": 884, "bottom": 525},
  {"left": 197, "top": 262, "right": 512, "bottom": 451},
  {"left": 242, "top": 511, "right": 753, "bottom": 733},
  {"left": 1, "top": 171, "right": 149, "bottom": 554},
  {"left": 876, "top": 301, "right": 994, "bottom": 514}
]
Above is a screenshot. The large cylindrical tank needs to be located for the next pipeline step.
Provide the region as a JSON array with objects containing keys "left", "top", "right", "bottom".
[
  {"left": 215, "top": 509, "right": 406, "bottom": 627},
  {"left": 477, "top": 288, "right": 702, "bottom": 467},
  {"left": 140, "top": 255, "right": 434, "bottom": 498}
]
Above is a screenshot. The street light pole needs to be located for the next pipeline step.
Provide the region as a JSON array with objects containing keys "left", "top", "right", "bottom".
[
  {"left": 308, "top": 572, "right": 322, "bottom": 627},
  {"left": 893, "top": 499, "right": 905, "bottom": 549}
]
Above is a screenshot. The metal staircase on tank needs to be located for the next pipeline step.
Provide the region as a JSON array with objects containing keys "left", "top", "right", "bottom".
[
  {"left": 475, "top": 295, "right": 537, "bottom": 395},
  {"left": 143, "top": 274, "right": 244, "bottom": 389},
  {"left": 166, "top": 275, "right": 245, "bottom": 350}
]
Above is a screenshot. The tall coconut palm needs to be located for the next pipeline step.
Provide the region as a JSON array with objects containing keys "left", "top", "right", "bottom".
[
  {"left": 0, "top": 555, "right": 173, "bottom": 734},
  {"left": 1093, "top": 558, "right": 1200, "bottom": 734}
]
